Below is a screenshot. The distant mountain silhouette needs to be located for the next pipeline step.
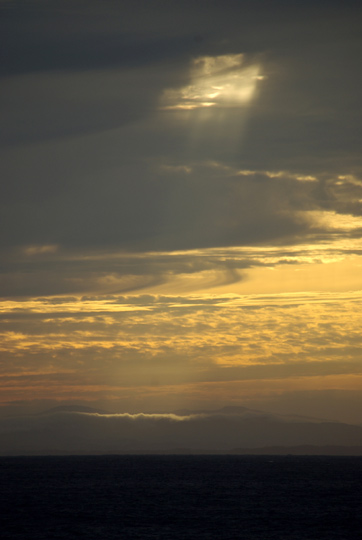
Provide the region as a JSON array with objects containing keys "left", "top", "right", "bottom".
[
  {"left": 40, "top": 405, "right": 111, "bottom": 415},
  {"left": 1, "top": 406, "right": 362, "bottom": 455},
  {"left": 172, "top": 405, "right": 329, "bottom": 424},
  {"left": 173, "top": 405, "right": 252, "bottom": 416},
  {"left": 230, "top": 445, "right": 362, "bottom": 456}
]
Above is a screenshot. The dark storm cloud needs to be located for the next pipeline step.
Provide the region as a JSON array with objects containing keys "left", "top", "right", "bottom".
[
  {"left": 1, "top": 0, "right": 361, "bottom": 270},
  {"left": 2, "top": 0, "right": 349, "bottom": 74},
  {"left": 0, "top": 153, "right": 319, "bottom": 253},
  {"left": 0, "top": 46, "right": 195, "bottom": 147},
  {"left": 0, "top": 0, "right": 203, "bottom": 77},
  {"left": 240, "top": 45, "right": 362, "bottom": 175},
  {"left": 2, "top": 0, "right": 361, "bottom": 148},
  {"left": 0, "top": 244, "right": 253, "bottom": 297},
  {"left": 0, "top": 15, "right": 190, "bottom": 78}
]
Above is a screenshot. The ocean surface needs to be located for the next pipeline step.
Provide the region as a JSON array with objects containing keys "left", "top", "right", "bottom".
[{"left": 0, "top": 455, "right": 361, "bottom": 539}]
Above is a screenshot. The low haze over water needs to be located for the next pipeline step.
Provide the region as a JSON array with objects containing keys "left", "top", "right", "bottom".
[{"left": 1, "top": 455, "right": 361, "bottom": 539}]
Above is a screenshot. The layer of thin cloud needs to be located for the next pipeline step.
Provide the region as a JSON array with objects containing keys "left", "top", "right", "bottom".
[{"left": 1, "top": 291, "right": 361, "bottom": 411}]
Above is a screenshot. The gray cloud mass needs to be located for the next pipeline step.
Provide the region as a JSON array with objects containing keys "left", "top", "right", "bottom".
[{"left": 1, "top": 0, "right": 361, "bottom": 253}]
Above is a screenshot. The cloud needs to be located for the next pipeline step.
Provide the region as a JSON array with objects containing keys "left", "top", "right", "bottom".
[
  {"left": 1, "top": 290, "right": 362, "bottom": 404},
  {"left": 2, "top": 1, "right": 362, "bottom": 254},
  {"left": 0, "top": 155, "right": 322, "bottom": 253},
  {"left": 0, "top": 1, "right": 198, "bottom": 78}
]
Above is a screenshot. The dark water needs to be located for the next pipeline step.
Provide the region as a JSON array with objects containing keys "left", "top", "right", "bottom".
[{"left": 0, "top": 455, "right": 361, "bottom": 539}]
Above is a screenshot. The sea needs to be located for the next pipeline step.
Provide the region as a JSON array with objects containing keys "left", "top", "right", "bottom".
[{"left": 0, "top": 455, "right": 361, "bottom": 539}]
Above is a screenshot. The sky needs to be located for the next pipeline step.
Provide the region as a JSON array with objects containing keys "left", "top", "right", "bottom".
[{"left": 1, "top": 0, "right": 362, "bottom": 432}]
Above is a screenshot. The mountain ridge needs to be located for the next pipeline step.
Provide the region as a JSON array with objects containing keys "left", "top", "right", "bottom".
[{"left": 1, "top": 404, "right": 362, "bottom": 455}]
